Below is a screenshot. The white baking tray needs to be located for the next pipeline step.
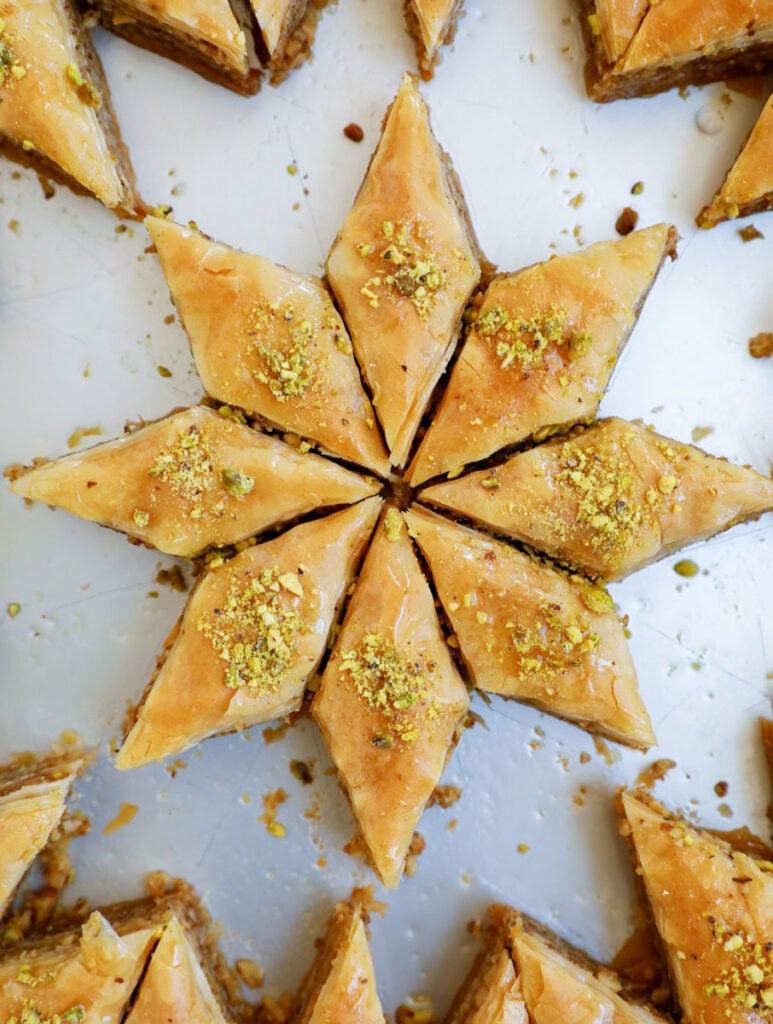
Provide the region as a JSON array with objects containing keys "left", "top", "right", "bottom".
[{"left": 1, "top": 0, "right": 773, "bottom": 1014}]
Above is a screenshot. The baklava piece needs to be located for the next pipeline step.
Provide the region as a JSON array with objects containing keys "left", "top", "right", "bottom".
[
  {"left": 408, "top": 224, "right": 677, "bottom": 485},
  {"left": 698, "top": 91, "right": 773, "bottom": 228},
  {"left": 404, "top": 0, "right": 465, "bottom": 80},
  {"left": 326, "top": 73, "right": 482, "bottom": 469},
  {"left": 581, "top": 0, "right": 773, "bottom": 102},
  {"left": 420, "top": 417, "right": 773, "bottom": 580},
  {"left": 0, "top": 883, "right": 243, "bottom": 1024},
  {"left": 0, "top": 0, "right": 143, "bottom": 215},
  {"left": 146, "top": 215, "right": 390, "bottom": 477},
  {"left": 620, "top": 789, "right": 773, "bottom": 1024},
  {"left": 289, "top": 895, "right": 385, "bottom": 1024},
  {"left": 9, "top": 405, "right": 380, "bottom": 558},
  {"left": 84, "top": 0, "right": 258, "bottom": 94},
  {"left": 312, "top": 508, "right": 469, "bottom": 888},
  {"left": 0, "top": 748, "right": 88, "bottom": 921},
  {"left": 251, "top": 0, "right": 333, "bottom": 84},
  {"left": 447, "top": 905, "right": 666, "bottom": 1024},
  {"left": 404, "top": 506, "right": 653, "bottom": 749},
  {"left": 116, "top": 497, "right": 381, "bottom": 768}
]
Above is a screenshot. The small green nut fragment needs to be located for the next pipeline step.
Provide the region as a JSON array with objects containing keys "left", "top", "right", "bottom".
[
  {"left": 371, "top": 732, "right": 394, "bottom": 749},
  {"left": 7, "top": 602, "right": 21, "bottom": 618},
  {"left": 157, "top": 365, "right": 172, "bottom": 378},
  {"left": 580, "top": 585, "right": 614, "bottom": 614},
  {"left": 221, "top": 468, "right": 255, "bottom": 499},
  {"left": 383, "top": 508, "right": 403, "bottom": 542},
  {"left": 62, "top": 1008, "right": 86, "bottom": 1023},
  {"left": 66, "top": 63, "right": 84, "bottom": 87},
  {"left": 133, "top": 509, "right": 150, "bottom": 528},
  {"left": 674, "top": 559, "right": 699, "bottom": 578}
]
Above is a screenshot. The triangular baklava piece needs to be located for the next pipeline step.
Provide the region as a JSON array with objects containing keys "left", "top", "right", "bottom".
[
  {"left": 116, "top": 498, "right": 381, "bottom": 768},
  {"left": 124, "top": 914, "right": 236, "bottom": 1023},
  {"left": 0, "top": 908, "right": 158, "bottom": 1022},
  {"left": 698, "top": 91, "right": 773, "bottom": 228},
  {"left": 447, "top": 905, "right": 666, "bottom": 1024},
  {"left": 583, "top": 0, "right": 773, "bottom": 101},
  {"left": 621, "top": 789, "right": 773, "bottom": 1024},
  {"left": 445, "top": 907, "right": 527, "bottom": 1024},
  {"left": 404, "top": 506, "right": 653, "bottom": 748},
  {"left": 409, "top": 225, "right": 676, "bottom": 485},
  {"left": 404, "top": 0, "right": 465, "bottom": 80},
  {"left": 420, "top": 417, "right": 773, "bottom": 580},
  {"left": 146, "top": 216, "right": 390, "bottom": 477},
  {"left": 0, "top": 748, "right": 88, "bottom": 920},
  {"left": 0, "top": 0, "right": 143, "bottom": 214},
  {"left": 86, "top": 0, "right": 256, "bottom": 94},
  {"left": 326, "top": 74, "right": 482, "bottom": 468},
  {"left": 10, "top": 406, "right": 380, "bottom": 558},
  {"left": 251, "top": 0, "right": 331, "bottom": 82},
  {"left": 290, "top": 896, "right": 385, "bottom": 1024},
  {"left": 312, "top": 507, "right": 469, "bottom": 888}
]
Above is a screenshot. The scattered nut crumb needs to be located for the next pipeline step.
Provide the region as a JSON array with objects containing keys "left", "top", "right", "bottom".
[
  {"left": 290, "top": 759, "right": 314, "bottom": 785},
  {"left": 717, "top": 802, "right": 732, "bottom": 818},
  {"left": 236, "top": 958, "right": 264, "bottom": 989},
  {"left": 343, "top": 122, "right": 364, "bottom": 142},
  {"left": 635, "top": 759, "right": 677, "bottom": 790},
  {"left": 691, "top": 425, "right": 713, "bottom": 442},
  {"left": 155, "top": 564, "right": 187, "bottom": 592},
  {"left": 714, "top": 780, "right": 729, "bottom": 797},
  {"left": 674, "top": 559, "right": 699, "bottom": 577},
  {"left": 258, "top": 789, "right": 288, "bottom": 838},
  {"left": 6, "top": 602, "right": 21, "bottom": 618},
  {"left": 631, "top": 181, "right": 644, "bottom": 195},
  {"left": 103, "top": 802, "right": 139, "bottom": 835},
  {"left": 749, "top": 333, "right": 773, "bottom": 359},
  {"left": 615, "top": 207, "right": 639, "bottom": 236},
  {"left": 517, "top": 843, "right": 529, "bottom": 854},
  {"left": 67, "top": 425, "right": 102, "bottom": 449},
  {"left": 37, "top": 175, "right": 55, "bottom": 200},
  {"left": 739, "top": 224, "right": 764, "bottom": 242},
  {"left": 593, "top": 736, "right": 620, "bottom": 765},
  {"left": 157, "top": 365, "right": 172, "bottom": 378},
  {"left": 428, "top": 784, "right": 462, "bottom": 809}
]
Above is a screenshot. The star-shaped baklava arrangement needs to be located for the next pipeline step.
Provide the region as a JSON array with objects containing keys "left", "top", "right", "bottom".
[{"left": 10, "top": 74, "right": 773, "bottom": 889}]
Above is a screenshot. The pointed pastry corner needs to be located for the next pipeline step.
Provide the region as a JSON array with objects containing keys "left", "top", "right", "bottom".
[
  {"left": 405, "top": 0, "right": 465, "bottom": 80},
  {"left": 116, "top": 499, "right": 383, "bottom": 769},
  {"left": 290, "top": 894, "right": 385, "bottom": 1024},
  {"left": 312, "top": 505, "right": 468, "bottom": 887}
]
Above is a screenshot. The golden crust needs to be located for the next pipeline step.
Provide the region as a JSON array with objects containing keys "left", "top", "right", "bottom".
[
  {"left": 698, "top": 90, "right": 773, "bottom": 227},
  {"left": 620, "top": 789, "right": 773, "bottom": 1024},
  {"left": 0, "top": 0, "right": 143, "bottom": 214},
  {"left": 405, "top": 506, "right": 653, "bottom": 748},
  {"left": 312, "top": 508, "right": 469, "bottom": 888},
  {"left": 9, "top": 406, "right": 380, "bottom": 558},
  {"left": 290, "top": 898, "right": 385, "bottom": 1024},
  {"left": 326, "top": 74, "right": 481, "bottom": 468},
  {"left": 404, "top": 0, "right": 464, "bottom": 79},
  {"left": 409, "top": 225, "right": 677, "bottom": 485},
  {"left": 116, "top": 498, "right": 381, "bottom": 768},
  {"left": 146, "top": 216, "right": 390, "bottom": 477},
  {"left": 420, "top": 416, "right": 773, "bottom": 581}
]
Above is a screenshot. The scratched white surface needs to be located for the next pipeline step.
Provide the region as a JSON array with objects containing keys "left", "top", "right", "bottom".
[{"left": 1, "top": 0, "right": 773, "bottom": 1015}]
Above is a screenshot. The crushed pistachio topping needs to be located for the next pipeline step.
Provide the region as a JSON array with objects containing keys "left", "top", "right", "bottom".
[
  {"left": 579, "top": 583, "right": 614, "bottom": 614},
  {"left": 246, "top": 302, "right": 338, "bottom": 402},
  {"left": 383, "top": 508, "right": 403, "bottom": 542},
  {"left": 358, "top": 220, "right": 449, "bottom": 319},
  {"left": 0, "top": 25, "right": 26, "bottom": 87},
  {"left": 198, "top": 566, "right": 307, "bottom": 691},
  {"left": 474, "top": 304, "right": 592, "bottom": 372},
  {"left": 148, "top": 424, "right": 225, "bottom": 519},
  {"left": 220, "top": 467, "right": 255, "bottom": 500},
  {"left": 507, "top": 605, "right": 600, "bottom": 686},
  {"left": 340, "top": 632, "right": 438, "bottom": 742},
  {"left": 702, "top": 917, "right": 773, "bottom": 1018},
  {"left": 4, "top": 1002, "right": 85, "bottom": 1024},
  {"left": 132, "top": 508, "right": 150, "bottom": 528},
  {"left": 64, "top": 63, "right": 99, "bottom": 106},
  {"left": 556, "top": 436, "right": 646, "bottom": 553}
]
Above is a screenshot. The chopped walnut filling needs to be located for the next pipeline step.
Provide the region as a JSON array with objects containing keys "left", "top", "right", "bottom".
[
  {"left": 340, "top": 632, "right": 438, "bottom": 743},
  {"left": 358, "top": 220, "right": 451, "bottom": 318},
  {"left": 197, "top": 566, "right": 307, "bottom": 690},
  {"left": 702, "top": 917, "right": 773, "bottom": 1018},
  {"left": 474, "top": 304, "right": 592, "bottom": 372}
]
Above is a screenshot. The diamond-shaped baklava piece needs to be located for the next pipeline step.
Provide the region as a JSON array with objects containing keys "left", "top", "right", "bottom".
[
  {"left": 0, "top": 909, "right": 157, "bottom": 1022},
  {"left": 0, "top": 748, "right": 88, "bottom": 920},
  {"left": 582, "top": 0, "right": 773, "bottom": 101},
  {"left": 421, "top": 417, "right": 773, "bottom": 580},
  {"left": 620, "top": 789, "right": 773, "bottom": 1024},
  {"left": 313, "top": 507, "right": 469, "bottom": 888},
  {"left": 0, "top": 0, "right": 143, "bottom": 214},
  {"left": 409, "top": 224, "right": 676, "bottom": 485},
  {"left": 404, "top": 506, "right": 652, "bottom": 748},
  {"left": 698, "top": 91, "right": 773, "bottom": 228},
  {"left": 10, "top": 405, "right": 380, "bottom": 557},
  {"left": 146, "top": 216, "right": 390, "bottom": 476},
  {"left": 116, "top": 498, "right": 381, "bottom": 768},
  {"left": 326, "top": 73, "right": 481, "bottom": 468},
  {"left": 291, "top": 895, "right": 385, "bottom": 1024},
  {"left": 447, "top": 905, "right": 666, "bottom": 1024},
  {"left": 405, "top": 0, "right": 464, "bottom": 79},
  {"left": 85, "top": 0, "right": 255, "bottom": 93}
]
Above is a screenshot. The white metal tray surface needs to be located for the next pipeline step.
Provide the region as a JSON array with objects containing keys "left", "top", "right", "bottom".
[{"left": 1, "top": 0, "right": 773, "bottom": 1014}]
